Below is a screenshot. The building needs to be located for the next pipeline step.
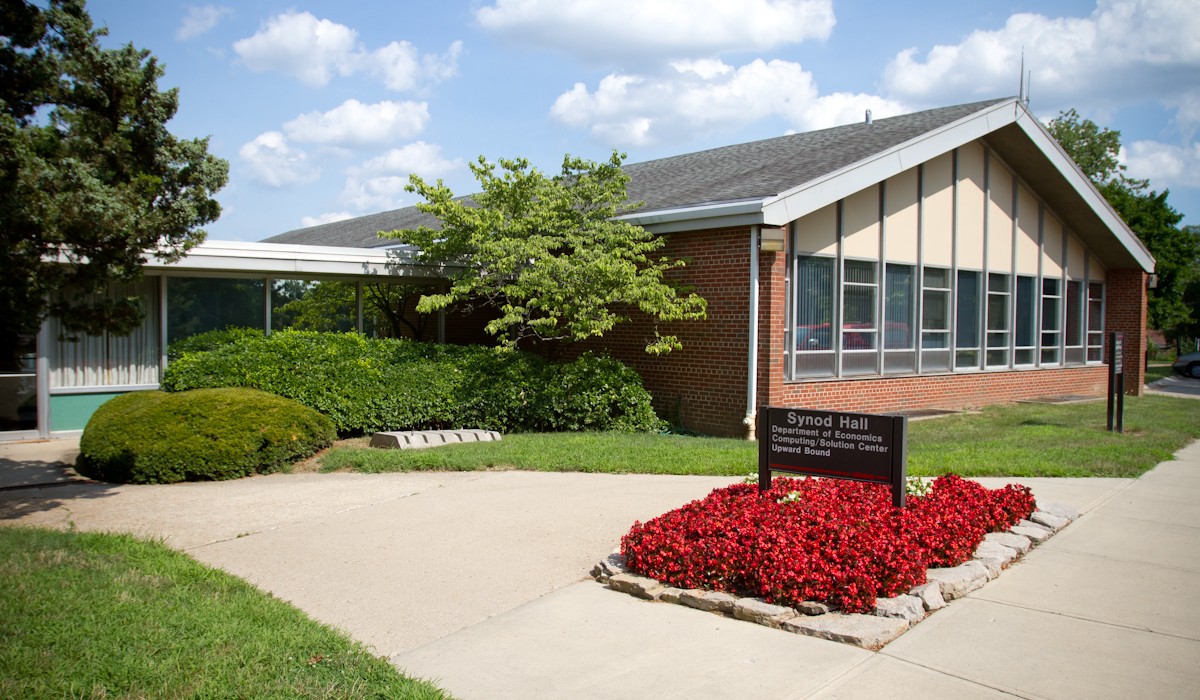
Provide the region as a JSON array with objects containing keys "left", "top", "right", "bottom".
[{"left": 2, "top": 97, "right": 1153, "bottom": 441}]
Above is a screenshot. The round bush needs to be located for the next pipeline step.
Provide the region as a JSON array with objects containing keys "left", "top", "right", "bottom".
[
  {"left": 76, "top": 388, "right": 336, "bottom": 484},
  {"left": 160, "top": 330, "right": 666, "bottom": 435}
]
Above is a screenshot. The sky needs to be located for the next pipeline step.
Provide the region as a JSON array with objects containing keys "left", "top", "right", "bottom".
[{"left": 81, "top": 0, "right": 1200, "bottom": 242}]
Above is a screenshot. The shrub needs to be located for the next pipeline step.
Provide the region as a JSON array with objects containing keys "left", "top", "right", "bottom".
[
  {"left": 166, "top": 326, "right": 264, "bottom": 360},
  {"left": 76, "top": 388, "right": 336, "bottom": 484},
  {"left": 160, "top": 330, "right": 665, "bottom": 435},
  {"left": 621, "top": 475, "right": 1035, "bottom": 613}
]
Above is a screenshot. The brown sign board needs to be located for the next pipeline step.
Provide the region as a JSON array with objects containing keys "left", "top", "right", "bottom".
[{"left": 758, "top": 406, "right": 907, "bottom": 507}]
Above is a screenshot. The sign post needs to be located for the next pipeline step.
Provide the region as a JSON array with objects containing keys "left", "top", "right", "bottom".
[
  {"left": 758, "top": 406, "right": 907, "bottom": 507},
  {"left": 1106, "top": 331, "right": 1124, "bottom": 433}
]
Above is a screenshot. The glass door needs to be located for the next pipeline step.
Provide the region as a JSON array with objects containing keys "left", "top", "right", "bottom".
[{"left": 1, "top": 332, "right": 38, "bottom": 434}]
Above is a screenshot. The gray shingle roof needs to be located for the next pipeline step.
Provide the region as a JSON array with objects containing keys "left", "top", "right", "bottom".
[{"left": 263, "top": 98, "right": 1011, "bottom": 248}]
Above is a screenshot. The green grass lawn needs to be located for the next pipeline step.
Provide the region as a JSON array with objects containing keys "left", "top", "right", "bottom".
[
  {"left": 322, "top": 394, "right": 1200, "bottom": 479},
  {"left": 1143, "top": 363, "right": 1175, "bottom": 384},
  {"left": 0, "top": 526, "right": 451, "bottom": 700}
]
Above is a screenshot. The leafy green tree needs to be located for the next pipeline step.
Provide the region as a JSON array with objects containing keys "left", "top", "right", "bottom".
[
  {"left": 1047, "top": 109, "right": 1198, "bottom": 346},
  {"left": 0, "top": 0, "right": 228, "bottom": 351},
  {"left": 383, "top": 151, "right": 706, "bottom": 355}
]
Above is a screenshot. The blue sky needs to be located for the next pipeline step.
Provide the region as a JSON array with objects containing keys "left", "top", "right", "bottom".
[{"left": 84, "top": 0, "right": 1200, "bottom": 242}]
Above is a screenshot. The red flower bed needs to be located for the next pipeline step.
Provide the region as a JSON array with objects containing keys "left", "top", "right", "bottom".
[{"left": 621, "top": 475, "right": 1035, "bottom": 613}]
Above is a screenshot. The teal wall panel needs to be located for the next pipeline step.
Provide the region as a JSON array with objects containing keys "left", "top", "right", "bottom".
[{"left": 50, "top": 393, "right": 125, "bottom": 432}]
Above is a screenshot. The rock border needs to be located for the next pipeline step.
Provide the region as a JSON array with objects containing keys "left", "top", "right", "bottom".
[{"left": 592, "top": 501, "right": 1079, "bottom": 651}]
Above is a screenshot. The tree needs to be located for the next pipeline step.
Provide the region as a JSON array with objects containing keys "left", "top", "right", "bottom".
[
  {"left": 383, "top": 151, "right": 706, "bottom": 355},
  {"left": 0, "top": 0, "right": 228, "bottom": 353},
  {"left": 1047, "top": 109, "right": 1198, "bottom": 346}
]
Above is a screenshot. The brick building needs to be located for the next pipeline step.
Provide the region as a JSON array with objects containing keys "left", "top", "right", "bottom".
[
  {"left": 4, "top": 98, "right": 1153, "bottom": 440},
  {"left": 268, "top": 97, "right": 1153, "bottom": 437}
]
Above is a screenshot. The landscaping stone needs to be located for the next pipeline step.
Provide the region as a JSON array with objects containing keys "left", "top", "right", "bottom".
[
  {"left": 679, "top": 589, "right": 738, "bottom": 614},
  {"left": 985, "top": 531, "right": 1033, "bottom": 553},
  {"left": 1010, "top": 523, "right": 1052, "bottom": 543},
  {"left": 733, "top": 598, "right": 798, "bottom": 628},
  {"left": 607, "top": 573, "right": 664, "bottom": 600},
  {"left": 660, "top": 588, "right": 683, "bottom": 604},
  {"left": 925, "top": 561, "right": 989, "bottom": 600},
  {"left": 795, "top": 600, "right": 832, "bottom": 616},
  {"left": 908, "top": 582, "right": 946, "bottom": 611},
  {"left": 1037, "top": 501, "right": 1079, "bottom": 521},
  {"left": 1031, "top": 510, "right": 1070, "bottom": 531},
  {"left": 369, "top": 429, "right": 502, "bottom": 450},
  {"left": 590, "top": 553, "right": 628, "bottom": 582},
  {"left": 973, "top": 552, "right": 1003, "bottom": 579},
  {"left": 782, "top": 613, "right": 909, "bottom": 651},
  {"left": 974, "top": 539, "right": 1020, "bottom": 565},
  {"left": 873, "top": 595, "right": 925, "bottom": 624}
]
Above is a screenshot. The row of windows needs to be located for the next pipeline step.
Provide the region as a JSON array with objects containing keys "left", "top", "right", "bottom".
[{"left": 787, "top": 256, "right": 1104, "bottom": 380}]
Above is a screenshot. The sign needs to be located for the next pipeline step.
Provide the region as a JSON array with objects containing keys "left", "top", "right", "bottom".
[
  {"left": 758, "top": 406, "right": 907, "bottom": 507},
  {"left": 1107, "top": 331, "right": 1125, "bottom": 433}
]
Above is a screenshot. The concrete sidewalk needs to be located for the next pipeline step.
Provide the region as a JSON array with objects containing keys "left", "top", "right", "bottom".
[{"left": 1, "top": 439, "right": 1198, "bottom": 698}]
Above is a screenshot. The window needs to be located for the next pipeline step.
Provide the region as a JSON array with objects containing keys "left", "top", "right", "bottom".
[
  {"left": 791, "top": 256, "right": 836, "bottom": 378},
  {"left": 167, "top": 277, "right": 265, "bottom": 346},
  {"left": 985, "top": 273, "right": 1010, "bottom": 367},
  {"left": 921, "top": 267, "right": 951, "bottom": 372},
  {"left": 884, "top": 264, "right": 915, "bottom": 373},
  {"left": 49, "top": 279, "right": 161, "bottom": 388},
  {"left": 1065, "top": 280, "right": 1084, "bottom": 364},
  {"left": 955, "top": 270, "right": 981, "bottom": 369},
  {"left": 842, "top": 260, "right": 878, "bottom": 376},
  {"left": 1087, "top": 281, "right": 1104, "bottom": 362},
  {"left": 1041, "top": 278, "right": 1061, "bottom": 365},
  {"left": 1014, "top": 276, "right": 1036, "bottom": 366}
]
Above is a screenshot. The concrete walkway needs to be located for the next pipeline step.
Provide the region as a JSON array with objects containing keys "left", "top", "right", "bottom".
[{"left": 1, "top": 438, "right": 1198, "bottom": 698}]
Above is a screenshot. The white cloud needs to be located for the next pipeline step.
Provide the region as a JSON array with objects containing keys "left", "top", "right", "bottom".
[
  {"left": 233, "top": 11, "right": 359, "bottom": 86},
  {"left": 372, "top": 40, "right": 464, "bottom": 92},
  {"left": 283, "top": 100, "right": 431, "bottom": 147},
  {"left": 550, "top": 59, "right": 906, "bottom": 146},
  {"left": 238, "top": 131, "right": 320, "bottom": 187},
  {"left": 177, "top": 5, "right": 231, "bottom": 41},
  {"left": 232, "top": 11, "right": 462, "bottom": 90},
  {"left": 1125, "top": 139, "right": 1200, "bottom": 189},
  {"left": 341, "top": 142, "right": 463, "bottom": 211},
  {"left": 300, "top": 211, "right": 356, "bottom": 227},
  {"left": 475, "top": 0, "right": 835, "bottom": 62},
  {"left": 882, "top": 0, "right": 1200, "bottom": 110}
]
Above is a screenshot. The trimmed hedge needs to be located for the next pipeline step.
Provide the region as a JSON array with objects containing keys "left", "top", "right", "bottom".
[
  {"left": 77, "top": 388, "right": 336, "bottom": 484},
  {"left": 160, "top": 330, "right": 665, "bottom": 435}
]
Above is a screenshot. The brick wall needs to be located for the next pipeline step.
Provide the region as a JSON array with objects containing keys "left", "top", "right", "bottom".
[
  {"left": 569, "top": 227, "right": 758, "bottom": 436},
  {"left": 766, "top": 367, "right": 1108, "bottom": 415},
  {"left": 1103, "top": 268, "right": 1148, "bottom": 393}
]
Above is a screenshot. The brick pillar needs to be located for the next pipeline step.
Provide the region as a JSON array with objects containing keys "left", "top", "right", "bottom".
[
  {"left": 757, "top": 244, "right": 787, "bottom": 429},
  {"left": 1104, "top": 268, "right": 1148, "bottom": 395}
]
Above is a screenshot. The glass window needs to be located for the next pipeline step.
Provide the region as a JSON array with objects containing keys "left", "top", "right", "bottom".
[
  {"left": 1065, "top": 280, "right": 1084, "bottom": 365},
  {"left": 1014, "top": 276, "right": 1036, "bottom": 366},
  {"left": 272, "top": 280, "right": 358, "bottom": 333},
  {"left": 921, "top": 267, "right": 951, "bottom": 372},
  {"left": 167, "top": 277, "right": 265, "bottom": 347},
  {"left": 986, "top": 273, "right": 1010, "bottom": 367},
  {"left": 0, "top": 332, "right": 38, "bottom": 431},
  {"left": 1087, "top": 281, "right": 1104, "bottom": 362},
  {"left": 48, "top": 279, "right": 160, "bottom": 388},
  {"left": 1041, "top": 278, "right": 1061, "bottom": 365},
  {"left": 884, "top": 264, "right": 916, "bottom": 374},
  {"left": 843, "top": 260, "right": 877, "bottom": 352},
  {"left": 955, "top": 270, "right": 981, "bottom": 369},
  {"left": 791, "top": 256, "right": 836, "bottom": 378},
  {"left": 884, "top": 264, "right": 915, "bottom": 350}
]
